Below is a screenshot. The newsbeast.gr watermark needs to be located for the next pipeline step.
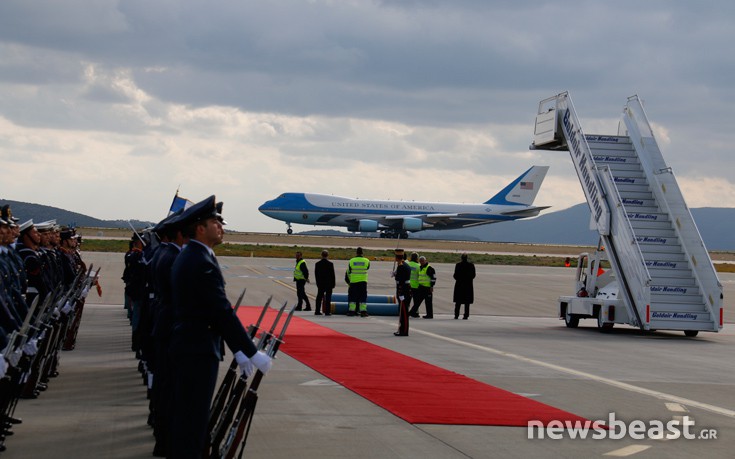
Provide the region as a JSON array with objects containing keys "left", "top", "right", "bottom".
[{"left": 527, "top": 413, "right": 718, "bottom": 440}]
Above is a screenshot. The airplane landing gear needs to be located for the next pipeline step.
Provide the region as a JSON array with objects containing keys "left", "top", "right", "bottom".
[
  {"left": 286, "top": 223, "right": 293, "bottom": 235},
  {"left": 380, "top": 230, "right": 409, "bottom": 239}
]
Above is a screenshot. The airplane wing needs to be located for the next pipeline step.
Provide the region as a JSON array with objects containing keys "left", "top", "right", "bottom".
[
  {"left": 345, "top": 205, "right": 551, "bottom": 232},
  {"left": 382, "top": 213, "right": 458, "bottom": 228},
  {"left": 385, "top": 206, "right": 550, "bottom": 229},
  {"left": 500, "top": 206, "right": 551, "bottom": 217}
]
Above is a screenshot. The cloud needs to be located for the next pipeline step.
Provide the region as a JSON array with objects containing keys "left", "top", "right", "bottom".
[{"left": 0, "top": 0, "right": 732, "bottom": 233}]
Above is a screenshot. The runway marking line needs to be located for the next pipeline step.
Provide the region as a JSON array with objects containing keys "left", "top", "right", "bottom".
[
  {"left": 665, "top": 403, "right": 688, "bottom": 413},
  {"left": 406, "top": 326, "right": 735, "bottom": 420},
  {"left": 242, "top": 271, "right": 734, "bottom": 421},
  {"left": 247, "top": 265, "right": 318, "bottom": 300}
]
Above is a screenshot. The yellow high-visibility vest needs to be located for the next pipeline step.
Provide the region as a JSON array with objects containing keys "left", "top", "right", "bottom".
[
  {"left": 407, "top": 260, "right": 420, "bottom": 288},
  {"left": 418, "top": 264, "right": 432, "bottom": 287},
  {"left": 348, "top": 257, "right": 370, "bottom": 283},
  {"left": 294, "top": 259, "right": 306, "bottom": 280}
]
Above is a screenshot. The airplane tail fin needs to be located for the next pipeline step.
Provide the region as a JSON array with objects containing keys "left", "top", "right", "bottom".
[{"left": 484, "top": 166, "right": 550, "bottom": 206}]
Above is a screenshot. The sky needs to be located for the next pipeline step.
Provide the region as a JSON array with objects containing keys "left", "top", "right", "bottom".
[{"left": 1, "top": 0, "right": 734, "bottom": 233}]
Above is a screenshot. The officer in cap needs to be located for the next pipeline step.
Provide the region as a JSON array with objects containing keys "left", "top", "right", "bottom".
[
  {"left": 1, "top": 207, "right": 27, "bottom": 299},
  {"left": 0, "top": 216, "right": 24, "bottom": 335},
  {"left": 0, "top": 206, "right": 20, "bottom": 249},
  {"left": 147, "top": 209, "right": 187, "bottom": 457},
  {"left": 392, "top": 249, "right": 411, "bottom": 336},
  {"left": 168, "top": 195, "right": 272, "bottom": 457},
  {"left": 16, "top": 220, "right": 45, "bottom": 306}
]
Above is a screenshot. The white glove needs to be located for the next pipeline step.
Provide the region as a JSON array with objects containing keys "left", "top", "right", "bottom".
[
  {"left": 61, "top": 301, "right": 73, "bottom": 314},
  {"left": 23, "top": 339, "right": 38, "bottom": 356},
  {"left": 398, "top": 295, "right": 405, "bottom": 301},
  {"left": 81, "top": 287, "right": 90, "bottom": 298},
  {"left": 0, "top": 357, "right": 7, "bottom": 378},
  {"left": 250, "top": 350, "right": 273, "bottom": 375},
  {"left": 234, "top": 351, "right": 255, "bottom": 378},
  {"left": 52, "top": 307, "right": 61, "bottom": 319}
]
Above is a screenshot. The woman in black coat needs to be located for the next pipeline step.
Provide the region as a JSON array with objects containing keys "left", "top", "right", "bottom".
[{"left": 452, "top": 254, "right": 476, "bottom": 319}]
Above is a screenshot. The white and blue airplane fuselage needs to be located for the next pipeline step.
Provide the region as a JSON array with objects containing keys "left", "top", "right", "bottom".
[{"left": 259, "top": 165, "right": 550, "bottom": 237}]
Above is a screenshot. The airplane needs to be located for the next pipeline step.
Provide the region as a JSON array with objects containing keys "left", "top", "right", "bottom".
[{"left": 258, "top": 165, "right": 550, "bottom": 238}]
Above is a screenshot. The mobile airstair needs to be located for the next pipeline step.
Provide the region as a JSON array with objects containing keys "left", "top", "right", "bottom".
[{"left": 532, "top": 92, "right": 723, "bottom": 335}]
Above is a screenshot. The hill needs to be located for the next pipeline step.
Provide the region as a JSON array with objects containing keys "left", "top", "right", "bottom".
[
  {"left": 411, "top": 203, "right": 735, "bottom": 251},
  {"left": 0, "top": 199, "right": 153, "bottom": 229},
  {"left": 3, "top": 199, "right": 732, "bottom": 251}
]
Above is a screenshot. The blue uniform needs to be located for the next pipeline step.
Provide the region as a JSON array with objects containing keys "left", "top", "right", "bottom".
[{"left": 168, "top": 239, "right": 257, "bottom": 457}]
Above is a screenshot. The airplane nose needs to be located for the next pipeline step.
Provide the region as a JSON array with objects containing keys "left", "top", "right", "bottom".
[{"left": 258, "top": 200, "right": 273, "bottom": 213}]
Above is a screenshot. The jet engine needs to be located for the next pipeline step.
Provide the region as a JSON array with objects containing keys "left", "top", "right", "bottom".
[
  {"left": 401, "top": 217, "right": 424, "bottom": 231},
  {"left": 357, "top": 219, "right": 379, "bottom": 232}
]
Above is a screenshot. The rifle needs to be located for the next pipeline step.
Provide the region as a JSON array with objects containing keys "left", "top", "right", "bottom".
[
  {"left": 19, "top": 284, "right": 63, "bottom": 398},
  {"left": 208, "top": 300, "right": 288, "bottom": 459},
  {"left": 40, "top": 265, "right": 92, "bottom": 380},
  {"left": 128, "top": 221, "right": 146, "bottom": 247},
  {"left": 221, "top": 304, "right": 298, "bottom": 459},
  {"left": 207, "top": 289, "right": 255, "bottom": 432},
  {"left": 2, "top": 294, "right": 40, "bottom": 370},
  {"left": 0, "top": 293, "right": 44, "bottom": 428},
  {"left": 63, "top": 265, "right": 100, "bottom": 349}
]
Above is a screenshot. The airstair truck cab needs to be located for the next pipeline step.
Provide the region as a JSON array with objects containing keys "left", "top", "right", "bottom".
[
  {"left": 534, "top": 92, "right": 723, "bottom": 337},
  {"left": 559, "top": 243, "right": 630, "bottom": 331}
]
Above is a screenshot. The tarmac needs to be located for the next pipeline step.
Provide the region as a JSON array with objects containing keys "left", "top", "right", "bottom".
[{"left": 3, "top": 251, "right": 734, "bottom": 458}]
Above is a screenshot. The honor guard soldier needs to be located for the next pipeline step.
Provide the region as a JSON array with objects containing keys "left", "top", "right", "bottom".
[
  {"left": 123, "top": 233, "right": 147, "bottom": 354},
  {"left": 168, "top": 195, "right": 272, "bottom": 457},
  {"left": 0, "top": 210, "right": 27, "bottom": 319},
  {"left": 35, "top": 220, "right": 62, "bottom": 291},
  {"left": 0, "top": 216, "right": 23, "bottom": 335},
  {"left": 147, "top": 210, "right": 187, "bottom": 457},
  {"left": 393, "top": 249, "right": 411, "bottom": 336},
  {"left": 16, "top": 220, "right": 45, "bottom": 307}
]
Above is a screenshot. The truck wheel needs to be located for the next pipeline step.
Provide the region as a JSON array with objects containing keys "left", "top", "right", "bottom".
[
  {"left": 597, "top": 313, "right": 614, "bottom": 333},
  {"left": 564, "top": 314, "right": 579, "bottom": 328},
  {"left": 684, "top": 330, "right": 699, "bottom": 337}
]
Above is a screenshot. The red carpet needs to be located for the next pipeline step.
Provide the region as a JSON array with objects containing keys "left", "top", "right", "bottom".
[{"left": 238, "top": 307, "right": 589, "bottom": 426}]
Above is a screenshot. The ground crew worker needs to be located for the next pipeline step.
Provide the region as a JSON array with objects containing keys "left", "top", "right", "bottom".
[
  {"left": 409, "top": 256, "right": 436, "bottom": 319},
  {"left": 293, "top": 251, "right": 311, "bottom": 311},
  {"left": 347, "top": 247, "right": 370, "bottom": 317},
  {"left": 406, "top": 252, "right": 420, "bottom": 316}
]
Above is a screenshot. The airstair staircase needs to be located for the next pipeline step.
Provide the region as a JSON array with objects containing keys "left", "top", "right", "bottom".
[{"left": 532, "top": 92, "right": 723, "bottom": 334}]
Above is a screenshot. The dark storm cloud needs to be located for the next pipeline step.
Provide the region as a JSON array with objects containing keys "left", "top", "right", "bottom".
[{"left": 0, "top": 0, "right": 731, "bottom": 129}]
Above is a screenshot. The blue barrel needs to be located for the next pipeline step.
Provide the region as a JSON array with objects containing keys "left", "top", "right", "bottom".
[
  {"left": 331, "top": 293, "right": 397, "bottom": 304},
  {"left": 329, "top": 302, "right": 399, "bottom": 316}
]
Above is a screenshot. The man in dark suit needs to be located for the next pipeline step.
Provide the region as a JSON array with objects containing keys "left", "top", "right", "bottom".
[
  {"left": 453, "top": 253, "right": 476, "bottom": 320},
  {"left": 314, "top": 250, "right": 335, "bottom": 316},
  {"left": 168, "top": 195, "right": 272, "bottom": 458}
]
